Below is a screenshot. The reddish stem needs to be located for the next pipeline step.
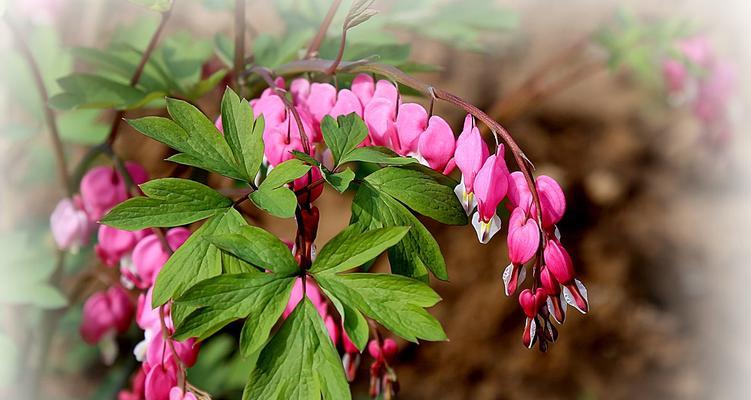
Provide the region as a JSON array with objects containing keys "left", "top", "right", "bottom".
[{"left": 305, "top": 0, "right": 343, "bottom": 59}]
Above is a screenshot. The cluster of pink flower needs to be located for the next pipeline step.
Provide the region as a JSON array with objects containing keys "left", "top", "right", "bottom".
[
  {"left": 244, "top": 74, "right": 589, "bottom": 350},
  {"left": 662, "top": 35, "right": 737, "bottom": 147},
  {"left": 50, "top": 163, "right": 201, "bottom": 400}
]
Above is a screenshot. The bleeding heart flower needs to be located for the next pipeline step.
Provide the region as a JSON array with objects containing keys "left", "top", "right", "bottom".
[
  {"left": 544, "top": 239, "right": 588, "bottom": 314},
  {"left": 417, "top": 115, "right": 456, "bottom": 173},
  {"left": 80, "top": 286, "right": 134, "bottom": 345},
  {"left": 306, "top": 83, "right": 337, "bottom": 124},
  {"left": 50, "top": 196, "right": 95, "bottom": 252},
  {"left": 329, "top": 89, "right": 363, "bottom": 118},
  {"left": 351, "top": 74, "right": 375, "bottom": 106},
  {"left": 130, "top": 228, "right": 190, "bottom": 289},
  {"left": 471, "top": 152, "right": 509, "bottom": 244},
  {"left": 293, "top": 167, "right": 324, "bottom": 204},
  {"left": 530, "top": 175, "right": 566, "bottom": 229},
  {"left": 96, "top": 225, "right": 146, "bottom": 267},
  {"left": 364, "top": 97, "right": 397, "bottom": 147},
  {"left": 394, "top": 103, "right": 428, "bottom": 156},
  {"left": 540, "top": 266, "right": 566, "bottom": 324},
  {"left": 283, "top": 277, "right": 328, "bottom": 319},
  {"left": 367, "top": 338, "right": 398, "bottom": 362},
  {"left": 80, "top": 162, "right": 148, "bottom": 221},
  {"left": 454, "top": 115, "right": 489, "bottom": 215},
  {"left": 518, "top": 288, "right": 546, "bottom": 348},
  {"left": 502, "top": 207, "right": 540, "bottom": 296},
  {"left": 506, "top": 171, "right": 532, "bottom": 213},
  {"left": 144, "top": 361, "right": 177, "bottom": 400},
  {"left": 662, "top": 59, "right": 688, "bottom": 93}
]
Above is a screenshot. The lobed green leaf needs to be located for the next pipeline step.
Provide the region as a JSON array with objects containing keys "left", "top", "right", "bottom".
[
  {"left": 208, "top": 225, "right": 299, "bottom": 276},
  {"left": 311, "top": 225, "right": 410, "bottom": 275}
]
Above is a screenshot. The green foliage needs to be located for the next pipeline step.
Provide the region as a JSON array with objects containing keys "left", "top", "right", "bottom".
[
  {"left": 320, "top": 113, "right": 369, "bottom": 167},
  {"left": 350, "top": 171, "right": 459, "bottom": 281},
  {"left": 209, "top": 226, "right": 299, "bottom": 276},
  {"left": 322, "top": 168, "right": 355, "bottom": 193},
  {"left": 220, "top": 88, "right": 265, "bottom": 181},
  {"left": 128, "top": 98, "right": 245, "bottom": 180},
  {"left": 310, "top": 226, "right": 410, "bottom": 274},
  {"left": 249, "top": 159, "right": 311, "bottom": 218},
  {"left": 174, "top": 273, "right": 295, "bottom": 357},
  {"left": 101, "top": 178, "right": 232, "bottom": 230},
  {"left": 339, "top": 146, "right": 417, "bottom": 166},
  {"left": 242, "top": 300, "right": 350, "bottom": 400},
  {"left": 316, "top": 273, "right": 446, "bottom": 343},
  {"left": 151, "top": 208, "right": 250, "bottom": 307},
  {"left": 365, "top": 167, "right": 468, "bottom": 225}
]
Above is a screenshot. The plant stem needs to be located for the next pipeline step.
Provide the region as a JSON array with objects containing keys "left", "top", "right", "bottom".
[
  {"left": 5, "top": 15, "right": 72, "bottom": 197},
  {"left": 305, "top": 0, "right": 342, "bottom": 59},
  {"left": 270, "top": 59, "right": 547, "bottom": 232},
  {"left": 234, "top": 0, "right": 246, "bottom": 97}
]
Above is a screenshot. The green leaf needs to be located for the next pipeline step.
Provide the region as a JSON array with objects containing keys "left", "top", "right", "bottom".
[
  {"left": 174, "top": 273, "right": 295, "bottom": 357},
  {"left": 351, "top": 182, "right": 448, "bottom": 281},
  {"left": 101, "top": 178, "right": 232, "bottom": 230},
  {"left": 152, "top": 208, "right": 250, "bottom": 307},
  {"left": 291, "top": 150, "right": 320, "bottom": 166},
  {"left": 248, "top": 187, "right": 299, "bottom": 219},
  {"left": 128, "top": 0, "right": 173, "bottom": 12},
  {"left": 311, "top": 225, "right": 409, "bottom": 274},
  {"left": 259, "top": 159, "right": 311, "bottom": 188},
  {"left": 320, "top": 287, "right": 369, "bottom": 351},
  {"left": 48, "top": 73, "right": 158, "bottom": 110},
  {"left": 365, "top": 167, "right": 467, "bottom": 225},
  {"left": 317, "top": 273, "right": 446, "bottom": 343},
  {"left": 249, "top": 159, "right": 311, "bottom": 218},
  {"left": 208, "top": 226, "right": 299, "bottom": 276},
  {"left": 320, "top": 113, "right": 369, "bottom": 166},
  {"left": 128, "top": 102, "right": 245, "bottom": 180},
  {"left": 322, "top": 168, "right": 355, "bottom": 193},
  {"left": 220, "top": 87, "right": 265, "bottom": 181},
  {"left": 243, "top": 299, "right": 350, "bottom": 400},
  {"left": 339, "top": 146, "right": 417, "bottom": 166}
]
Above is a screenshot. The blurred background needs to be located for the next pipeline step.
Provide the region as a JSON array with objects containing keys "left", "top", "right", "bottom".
[{"left": 1, "top": 0, "right": 749, "bottom": 399}]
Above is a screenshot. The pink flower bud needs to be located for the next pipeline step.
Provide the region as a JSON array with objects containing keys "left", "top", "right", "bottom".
[
  {"left": 454, "top": 114, "right": 489, "bottom": 194},
  {"left": 507, "top": 208, "right": 540, "bottom": 265},
  {"left": 169, "top": 387, "right": 197, "bottom": 400},
  {"left": 147, "top": 334, "right": 200, "bottom": 370},
  {"left": 540, "top": 266, "right": 566, "bottom": 324},
  {"left": 131, "top": 228, "right": 190, "bottom": 289},
  {"left": 80, "top": 286, "right": 134, "bottom": 344},
  {"left": 394, "top": 103, "right": 428, "bottom": 155},
  {"left": 543, "top": 239, "right": 575, "bottom": 284},
  {"left": 329, "top": 89, "right": 364, "bottom": 118},
  {"left": 80, "top": 162, "right": 148, "bottom": 221},
  {"left": 372, "top": 80, "right": 398, "bottom": 105},
  {"left": 364, "top": 97, "right": 397, "bottom": 147},
  {"left": 506, "top": 171, "right": 532, "bottom": 212},
  {"left": 351, "top": 74, "right": 375, "bottom": 106},
  {"left": 518, "top": 289, "right": 543, "bottom": 319},
  {"left": 368, "top": 338, "right": 398, "bottom": 362},
  {"left": 417, "top": 115, "right": 456, "bottom": 173},
  {"left": 144, "top": 360, "right": 177, "bottom": 400},
  {"left": 96, "top": 225, "right": 146, "bottom": 267},
  {"left": 136, "top": 288, "right": 163, "bottom": 333},
  {"left": 531, "top": 175, "right": 566, "bottom": 228},
  {"left": 252, "top": 94, "right": 287, "bottom": 128},
  {"left": 290, "top": 78, "right": 311, "bottom": 105},
  {"left": 306, "top": 83, "right": 337, "bottom": 124},
  {"left": 471, "top": 153, "right": 509, "bottom": 244},
  {"left": 50, "top": 196, "right": 94, "bottom": 251}
]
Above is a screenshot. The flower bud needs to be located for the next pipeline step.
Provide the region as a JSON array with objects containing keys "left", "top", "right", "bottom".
[
  {"left": 543, "top": 239, "right": 575, "bottom": 284},
  {"left": 50, "top": 196, "right": 94, "bottom": 252}
]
